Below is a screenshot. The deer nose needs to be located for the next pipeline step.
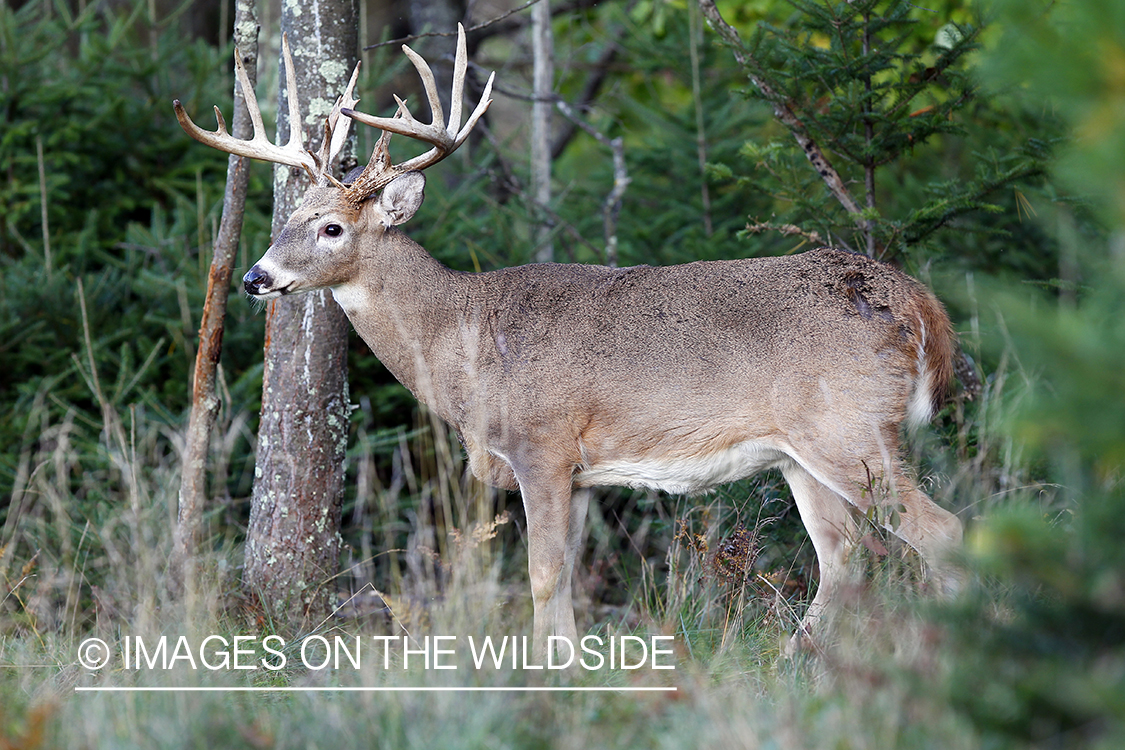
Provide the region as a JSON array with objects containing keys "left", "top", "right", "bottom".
[{"left": 243, "top": 265, "right": 272, "bottom": 296}]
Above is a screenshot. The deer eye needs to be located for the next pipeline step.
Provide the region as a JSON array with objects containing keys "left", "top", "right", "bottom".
[{"left": 321, "top": 223, "right": 343, "bottom": 238}]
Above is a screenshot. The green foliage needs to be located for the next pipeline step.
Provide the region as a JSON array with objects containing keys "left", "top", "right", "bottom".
[
  {"left": 937, "top": 234, "right": 1125, "bottom": 747},
  {"left": 917, "top": 0, "right": 1125, "bottom": 745},
  {"left": 0, "top": 1, "right": 271, "bottom": 518},
  {"left": 982, "top": 0, "right": 1125, "bottom": 229},
  {"left": 718, "top": 0, "right": 1054, "bottom": 264},
  {"left": 947, "top": 495, "right": 1125, "bottom": 745},
  {"left": 1, "top": 1, "right": 236, "bottom": 253}
]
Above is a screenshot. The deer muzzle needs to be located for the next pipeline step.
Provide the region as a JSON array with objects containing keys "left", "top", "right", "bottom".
[{"left": 243, "top": 264, "right": 283, "bottom": 298}]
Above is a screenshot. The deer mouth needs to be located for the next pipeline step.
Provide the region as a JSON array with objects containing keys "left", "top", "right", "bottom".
[
  {"left": 243, "top": 264, "right": 299, "bottom": 299},
  {"left": 256, "top": 281, "right": 299, "bottom": 300}
]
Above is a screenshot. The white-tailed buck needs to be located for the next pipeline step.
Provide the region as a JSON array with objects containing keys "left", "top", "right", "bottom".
[{"left": 175, "top": 26, "right": 962, "bottom": 653}]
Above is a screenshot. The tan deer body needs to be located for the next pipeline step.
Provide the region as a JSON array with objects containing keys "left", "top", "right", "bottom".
[{"left": 175, "top": 27, "right": 962, "bottom": 653}]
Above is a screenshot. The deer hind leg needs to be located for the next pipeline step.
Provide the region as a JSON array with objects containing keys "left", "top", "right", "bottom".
[
  {"left": 515, "top": 468, "right": 585, "bottom": 655},
  {"left": 558, "top": 488, "right": 591, "bottom": 640},
  {"left": 781, "top": 460, "right": 862, "bottom": 651},
  {"left": 880, "top": 470, "right": 964, "bottom": 596},
  {"left": 804, "top": 448, "right": 964, "bottom": 599}
]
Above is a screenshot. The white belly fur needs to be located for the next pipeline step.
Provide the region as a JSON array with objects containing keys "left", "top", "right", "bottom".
[{"left": 574, "top": 440, "right": 788, "bottom": 495}]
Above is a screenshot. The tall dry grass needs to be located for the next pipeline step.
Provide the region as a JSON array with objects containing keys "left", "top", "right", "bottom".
[{"left": 2, "top": 265, "right": 1044, "bottom": 749}]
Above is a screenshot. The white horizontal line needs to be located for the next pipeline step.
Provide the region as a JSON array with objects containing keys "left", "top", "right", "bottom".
[{"left": 76, "top": 686, "right": 677, "bottom": 693}]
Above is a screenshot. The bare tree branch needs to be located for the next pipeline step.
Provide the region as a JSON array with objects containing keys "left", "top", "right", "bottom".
[
  {"left": 744, "top": 220, "right": 825, "bottom": 247},
  {"left": 549, "top": 37, "right": 620, "bottom": 160},
  {"left": 172, "top": 3, "right": 259, "bottom": 596},
  {"left": 363, "top": 0, "right": 601, "bottom": 51},
  {"left": 531, "top": 0, "right": 554, "bottom": 262},
  {"left": 555, "top": 100, "right": 630, "bottom": 266}
]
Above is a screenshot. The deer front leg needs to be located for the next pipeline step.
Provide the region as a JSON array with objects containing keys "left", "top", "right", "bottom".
[{"left": 516, "top": 468, "right": 583, "bottom": 659}]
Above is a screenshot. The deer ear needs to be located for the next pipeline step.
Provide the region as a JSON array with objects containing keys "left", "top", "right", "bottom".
[{"left": 378, "top": 172, "right": 426, "bottom": 227}]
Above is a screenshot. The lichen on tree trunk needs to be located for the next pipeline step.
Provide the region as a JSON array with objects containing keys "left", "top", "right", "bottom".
[{"left": 243, "top": 0, "right": 358, "bottom": 625}]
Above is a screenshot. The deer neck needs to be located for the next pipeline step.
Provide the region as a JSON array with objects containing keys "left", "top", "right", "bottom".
[{"left": 329, "top": 234, "right": 470, "bottom": 414}]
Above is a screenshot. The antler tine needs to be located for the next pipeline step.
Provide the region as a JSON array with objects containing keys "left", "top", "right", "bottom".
[
  {"left": 279, "top": 34, "right": 306, "bottom": 158},
  {"left": 449, "top": 25, "right": 467, "bottom": 137},
  {"left": 342, "top": 23, "right": 493, "bottom": 177},
  {"left": 233, "top": 47, "right": 268, "bottom": 147},
  {"left": 456, "top": 69, "right": 495, "bottom": 147},
  {"left": 402, "top": 44, "right": 446, "bottom": 139},
  {"left": 172, "top": 38, "right": 318, "bottom": 176},
  {"left": 327, "top": 61, "right": 362, "bottom": 166},
  {"left": 311, "top": 60, "right": 363, "bottom": 180}
]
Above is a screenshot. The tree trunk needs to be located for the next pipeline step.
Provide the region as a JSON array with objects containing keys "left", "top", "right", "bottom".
[
  {"left": 243, "top": 0, "right": 357, "bottom": 625},
  {"left": 172, "top": 0, "right": 258, "bottom": 598},
  {"left": 862, "top": 9, "right": 876, "bottom": 257},
  {"left": 531, "top": 0, "right": 554, "bottom": 262}
]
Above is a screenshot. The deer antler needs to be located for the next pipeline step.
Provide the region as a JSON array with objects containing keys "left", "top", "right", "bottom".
[
  {"left": 173, "top": 25, "right": 492, "bottom": 199},
  {"left": 173, "top": 35, "right": 360, "bottom": 184},
  {"left": 340, "top": 23, "right": 495, "bottom": 203}
]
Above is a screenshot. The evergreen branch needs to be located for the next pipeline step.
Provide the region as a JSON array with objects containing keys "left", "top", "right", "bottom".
[
  {"left": 885, "top": 27, "right": 981, "bottom": 122},
  {"left": 697, "top": 0, "right": 865, "bottom": 223},
  {"left": 902, "top": 160, "right": 1046, "bottom": 245}
]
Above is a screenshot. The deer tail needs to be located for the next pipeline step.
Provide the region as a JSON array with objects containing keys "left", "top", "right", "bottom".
[{"left": 905, "top": 288, "right": 956, "bottom": 430}]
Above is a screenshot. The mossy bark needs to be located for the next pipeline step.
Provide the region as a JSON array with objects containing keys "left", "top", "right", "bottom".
[{"left": 243, "top": 0, "right": 358, "bottom": 625}]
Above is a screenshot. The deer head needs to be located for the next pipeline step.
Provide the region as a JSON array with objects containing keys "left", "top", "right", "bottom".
[{"left": 172, "top": 25, "right": 494, "bottom": 301}]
